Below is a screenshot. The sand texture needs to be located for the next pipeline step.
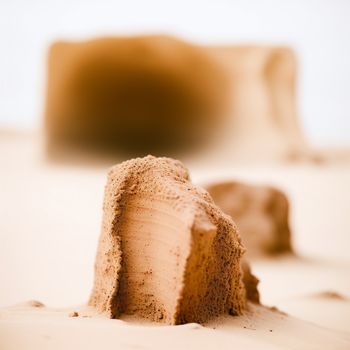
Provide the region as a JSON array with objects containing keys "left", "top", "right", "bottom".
[
  {"left": 205, "top": 181, "right": 292, "bottom": 257},
  {"left": 1, "top": 133, "right": 350, "bottom": 349},
  {"left": 90, "top": 156, "right": 246, "bottom": 324},
  {"left": 44, "top": 35, "right": 311, "bottom": 163},
  {"left": 207, "top": 45, "right": 306, "bottom": 162},
  {"left": 45, "top": 36, "right": 228, "bottom": 156},
  {"left": 1, "top": 301, "right": 350, "bottom": 350}
]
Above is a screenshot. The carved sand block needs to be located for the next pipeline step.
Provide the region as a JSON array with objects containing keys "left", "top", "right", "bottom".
[
  {"left": 89, "top": 156, "right": 254, "bottom": 324},
  {"left": 205, "top": 181, "right": 292, "bottom": 256}
]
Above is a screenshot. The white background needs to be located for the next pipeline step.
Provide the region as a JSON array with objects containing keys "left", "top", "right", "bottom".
[{"left": 0, "top": 0, "right": 349, "bottom": 144}]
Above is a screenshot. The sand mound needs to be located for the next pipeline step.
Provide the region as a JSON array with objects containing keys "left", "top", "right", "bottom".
[
  {"left": 205, "top": 181, "right": 292, "bottom": 256},
  {"left": 89, "top": 156, "right": 248, "bottom": 324}
]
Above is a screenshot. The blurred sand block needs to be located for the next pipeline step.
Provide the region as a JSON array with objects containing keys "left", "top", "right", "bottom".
[
  {"left": 45, "top": 35, "right": 308, "bottom": 161},
  {"left": 45, "top": 35, "right": 229, "bottom": 158},
  {"left": 205, "top": 181, "right": 292, "bottom": 258},
  {"left": 207, "top": 45, "right": 307, "bottom": 162}
]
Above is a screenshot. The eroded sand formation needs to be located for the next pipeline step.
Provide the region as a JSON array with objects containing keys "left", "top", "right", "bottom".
[
  {"left": 208, "top": 45, "right": 307, "bottom": 162},
  {"left": 45, "top": 35, "right": 308, "bottom": 162},
  {"left": 205, "top": 181, "right": 292, "bottom": 256},
  {"left": 89, "top": 156, "right": 258, "bottom": 325},
  {"left": 45, "top": 35, "right": 228, "bottom": 156},
  {"left": 241, "top": 261, "right": 260, "bottom": 303}
]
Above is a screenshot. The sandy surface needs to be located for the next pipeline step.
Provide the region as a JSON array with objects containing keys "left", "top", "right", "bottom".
[
  {"left": 1, "top": 131, "right": 350, "bottom": 349},
  {"left": 1, "top": 302, "right": 350, "bottom": 350}
]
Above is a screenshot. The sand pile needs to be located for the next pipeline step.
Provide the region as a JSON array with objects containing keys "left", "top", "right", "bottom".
[
  {"left": 205, "top": 181, "right": 292, "bottom": 256},
  {"left": 89, "top": 156, "right": 259, "bottom": 324}
]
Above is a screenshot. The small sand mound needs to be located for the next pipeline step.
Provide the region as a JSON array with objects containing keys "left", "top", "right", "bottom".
[{"left": 205, "top": 181, "right": 292, "bottom": 257}]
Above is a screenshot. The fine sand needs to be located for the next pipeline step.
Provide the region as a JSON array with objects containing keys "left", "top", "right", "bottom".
[
  {"left": 1, "top": 131, "right": 350, "bottom": 349},
  {"left": 1, "top": 301, "right": 350, "bottom": 350},
  {"left": 89, "top": 156, "right": 247, "bottom": 324}
]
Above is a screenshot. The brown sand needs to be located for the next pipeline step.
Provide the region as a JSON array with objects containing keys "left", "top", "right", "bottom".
[
  {"left": 44, "top": 35, "right": 311, "bottom": 162},
  {"left": 89, "top": 156, "right": 247, "bottom": 324},
  {"left": 205, "top": 181, "right": 292, "bottom": 257},
  {"left": 242, "top": 261, "right": 260, "bottom": 303},
  {"left": 45, "top": 35, "right": 228, "bottom": 157},
  {"left": 207, "top": 45, "right": 310, "bottom": 163},
  {"left": 1, "top": 302, "right": 349, "bottom": 350},
  {"left": 1, "top": 134, "right": 350, "bottom": 349}
]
